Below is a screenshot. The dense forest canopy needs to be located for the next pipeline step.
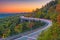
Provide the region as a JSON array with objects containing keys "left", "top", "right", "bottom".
[
  {"left": 0, "top": 0, "right": 60, "bottom": 40},
  {"left": 37, "top": 0, "right": 60, "bottom": 40},
  {"left": 0, "top": 15, "right": 45, "bottom": 38}
]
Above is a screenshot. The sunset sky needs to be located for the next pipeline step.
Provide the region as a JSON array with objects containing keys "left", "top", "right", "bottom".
[{"left": 0, "top": 0, "right": 52, "bottom": 13}]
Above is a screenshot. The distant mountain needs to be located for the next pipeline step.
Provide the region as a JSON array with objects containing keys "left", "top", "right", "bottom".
[{"left": 0, "top": 12, "right": 33, "bottom": 18}]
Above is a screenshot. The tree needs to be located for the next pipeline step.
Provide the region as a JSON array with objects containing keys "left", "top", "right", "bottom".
[{"left": 14, "top": 24, "right": 23, "bottom": 33}]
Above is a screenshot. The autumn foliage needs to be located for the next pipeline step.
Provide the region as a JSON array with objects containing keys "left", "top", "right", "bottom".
[
  {"left": 56, "top": 4, "right": 60, "bottom": 13},
  {"left": 56, "top": 4, "right": 60, "bottom": 25},
  {"left": 57, "top": 14, "right": 60, "bottom": 25}
]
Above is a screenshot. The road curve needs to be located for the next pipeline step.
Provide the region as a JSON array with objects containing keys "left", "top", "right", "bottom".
[{"left": 15, "top": 16, "right": 52, "bottom": 40}]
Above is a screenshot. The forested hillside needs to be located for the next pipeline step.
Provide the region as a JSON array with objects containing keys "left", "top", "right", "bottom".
[
  {"left": 0, "top": 0, "right": 60, "bottom": 39},
  {"left": 35, "top": 0, "right": 60, "bottom": 40},
  {"left": 0, "top": 15, "right": 45, "bottom": 38}
]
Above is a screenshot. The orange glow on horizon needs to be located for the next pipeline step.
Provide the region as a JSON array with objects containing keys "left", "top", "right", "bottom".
[
  {"left": 0, "top": 2, "right": 42, "bottom": 13},
  {"left": 0, "top": 7, "right": 38, "bottom": 13},
  {"left": 0, "top": 0, "right": 51, "bottom": 13},
  {"left": 0, "top": 6, "right": 41, "bottom": 13},
  {"left": 0, "top": 8, "right": 34, "bottom": 13}
]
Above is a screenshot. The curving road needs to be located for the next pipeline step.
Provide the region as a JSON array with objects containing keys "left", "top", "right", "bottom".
[{"left": 15, "top": 16, "right": 52, "bottom": 40}]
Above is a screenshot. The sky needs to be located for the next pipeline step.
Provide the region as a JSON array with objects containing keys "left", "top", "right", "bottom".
[{"left": 0, "top": 0, "right": 52, "bottom": 13}]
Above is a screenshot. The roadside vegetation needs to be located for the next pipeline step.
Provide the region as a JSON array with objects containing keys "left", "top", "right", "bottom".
[
  {"left": 0, "top": 16, "right": 45, "bottom": 38},
  {"left": 34, "top": 0, "right": 60, "bottom": 40},
  {"left": 0, "top": 0, "right": 60, "bottom": 39}
]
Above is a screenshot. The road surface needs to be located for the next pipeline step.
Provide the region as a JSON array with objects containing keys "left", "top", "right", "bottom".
[{"left": 15, "top": 16, "right": 52, "bottom": 40}]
